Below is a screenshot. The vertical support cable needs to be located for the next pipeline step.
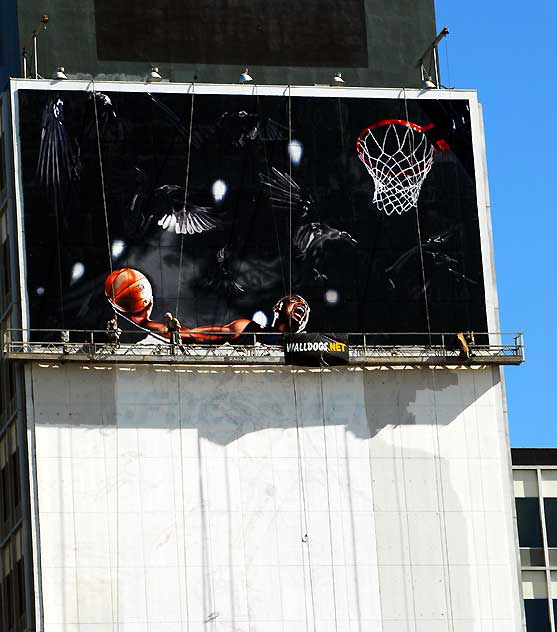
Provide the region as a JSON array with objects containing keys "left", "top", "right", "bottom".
[
  {"left": 91, "top": 81, "right": 113, "bottom": 278},
  {"left": 176, "top": 82, "right": 196, "bottom": 318},
  {"left": 402, "top": 89, "right": 431, "bottom": 346},
  {"left": 288, "top": 85, "right": 292, "bottom": 302},
  {"left": 91, "top": 84, "right": 120, "bottom": 628},
  {"left": 319, "top": 369, "right": 339, "bottom": 632},
  {"left": 402, "top": 88, "right": 455, "bottom": 631},
  {"left": 292, "top": 371, "right": 317, "bottom": 632}
]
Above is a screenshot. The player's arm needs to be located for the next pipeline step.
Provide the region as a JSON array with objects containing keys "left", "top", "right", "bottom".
[
  {"left": 123, "top": 303, "right": 171, "bottom": 337},
  {"left": 179, "top": 319, "right": 255, "bottom": 343}
]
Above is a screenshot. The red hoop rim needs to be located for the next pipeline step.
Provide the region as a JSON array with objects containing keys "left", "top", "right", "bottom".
[{"left": 355, "top": 119, "right": 435, "bottom": 153}]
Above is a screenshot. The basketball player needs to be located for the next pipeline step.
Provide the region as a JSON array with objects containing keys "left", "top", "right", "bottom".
[{"left": 104, "top": 268, "right": 310, "bottom": 344}]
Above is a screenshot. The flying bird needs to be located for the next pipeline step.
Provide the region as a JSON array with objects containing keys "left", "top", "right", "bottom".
[
  {"left": 199, "top": 246, "right": 245, "bottom": 295},
  {"left": 151, "top": 185, "right": 219, "bottom": 235},
  {"left": 217, "top": 111, "right": 289, "bottom": 147},
  {"left": 259, "top": 167, "right": 357, "bottom": 281},
  {"left": 36, "top": 95, "right": 81, "bottom": 205},
  {"left": 147, "top": 93, "right": 288, "bottom": 149},
  {"left": 130, "top": 170, "right": 221, "bottom": 236},
  {"left": 385, "top": 228, "right": 478, "bottom": 297}
]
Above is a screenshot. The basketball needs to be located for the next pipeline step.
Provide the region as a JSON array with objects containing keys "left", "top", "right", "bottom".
[{"left": 104, "top": 268, "right": 153, "bottom": 315}]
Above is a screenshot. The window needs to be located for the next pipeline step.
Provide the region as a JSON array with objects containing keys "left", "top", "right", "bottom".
[
  {"left": 14, "top": 529, "right": 25, "bottom": 620},
  {"left": 11, "top": 450, "right": 20, "bottom": 511},
  {"left": 2, "top": 238, "right": 10, "bottom": 303},
  {"left": 514, "top": 470, "right": 545, "bottom": 566},
  {"left": 0, "top": 530, "right": 26, "bottom": 631},
  {"left": 517, "top": 498, "right": 544, "bottom": 547},
  {"left": 0, "top": 435, "right": 9, "bottom": 525},
  {"left": 516, "top": 497, "right": 545, "bottom": 565},
  {"left": 2, "top": 543, "right": 14, "bottom": 630},
  {"left": 9, "top": 424, "right": 20, "bottom": 515},
  {"left": 545, "top": 499, "right": 557, "bottom": 547},
  {"left": 522, "top": 571, "right": 551, "bottom": 632},
  {"left": 0, "top": 109, "right": 6, "bottom": 196},
  {"left": 542, "top": 471, "right": 557, "bottom": 564},
  {"left": 16, "top": 557, "right": 24, "bottom": 617},
  {"left": 0, "top": 421, "right": 22, "bottom": 534}
]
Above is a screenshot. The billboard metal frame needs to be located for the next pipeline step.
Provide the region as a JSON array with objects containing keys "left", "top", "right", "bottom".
[{"left": 7, "top": 79, "right": 500, "bottom": 342}]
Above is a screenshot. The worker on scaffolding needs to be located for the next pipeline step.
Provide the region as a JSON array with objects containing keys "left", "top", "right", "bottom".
[
  {"left": 455, "top": 331, "right": 475, "bottom": 361},
  {"left": 164, "top": 312, "right": 182, "bottom": 353},
  {"left": 106, "top": 315, "right": 121, "bottom": 349}
]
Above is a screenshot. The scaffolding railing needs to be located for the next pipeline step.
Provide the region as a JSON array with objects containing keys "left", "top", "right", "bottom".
[{"left": 1, "top": 328, "right": 525, "bottom": 366}]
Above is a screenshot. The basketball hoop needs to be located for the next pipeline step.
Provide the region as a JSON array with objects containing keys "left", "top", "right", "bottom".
[{"left": 356, "top": 119, "right": 435, "bottom": 216}]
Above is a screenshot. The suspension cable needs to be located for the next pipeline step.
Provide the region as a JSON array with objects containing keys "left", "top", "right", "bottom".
[
  {"left": 402, "top": 88, "right": 455, "bottom": 631},
  {"left": 402, "top": 89, "right": 431, "bottom": 345},
  {"left": 91, "top": 81, "right": 113, "bottom": 279},
  {"left": 91, "top": 81, "right": 119, "bottom": 631},
  {"left": 318, "top": 369, "right": 339, "bottom": 632},
  {"left": 257, "top": 93, "right": 288, "bottom": 297},
  {"left": 176, "top": 83, "right": 196, "bottom": 318},
  {"left": 288, "top": 85, "right": 292, "bottom": 302},
  {"left": 292, "top": 371, "right": 317, "bottom": 632},
  {"left": 176, "top": 377, "right": 191, "bottom": 631}
]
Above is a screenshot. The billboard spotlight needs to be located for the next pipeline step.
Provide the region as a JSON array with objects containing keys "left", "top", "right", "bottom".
[
  {"left": 52, "top": 67, "right": 68, "bottom": 80},
  {"left": 146, "top": 66, "right": 162, "bottom": 83},
  {"left": 239, "top": 68, "right": 253, "bottom": 83}
]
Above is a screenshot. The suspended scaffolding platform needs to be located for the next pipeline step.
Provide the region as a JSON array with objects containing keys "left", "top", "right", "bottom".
[{"left": 2, "top": 329, "right": 524, "bottom": 367}]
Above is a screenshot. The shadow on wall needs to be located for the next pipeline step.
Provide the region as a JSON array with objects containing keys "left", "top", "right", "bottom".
[
  {"left": 29, "top": 363, "right": 506, "bottom": 627},
  {"left": 30, "top": 363, "right": 494, "bottom": 441}
]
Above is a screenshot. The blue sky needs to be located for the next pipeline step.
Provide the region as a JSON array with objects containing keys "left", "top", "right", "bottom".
[{"left": 434, "top": 1, "right": 556, "bottom": 446}]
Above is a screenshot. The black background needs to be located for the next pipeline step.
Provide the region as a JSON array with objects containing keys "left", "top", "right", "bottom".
[{"left": 18, "top": 89, "right": 487, "bottom": 339}]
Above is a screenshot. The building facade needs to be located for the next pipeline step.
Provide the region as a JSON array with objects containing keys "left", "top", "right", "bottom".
[
  {"left": 0, "top": 76, "right": 526, "bottom": 632},
  {"left": 0, "top": 92, "right": 35, "bottom": 632},
  {"left": 1, "top": 0, "right": 437, "bottom": 90},
  {"left": 513, "top": 448, "right": 557, "bottom": 632}
]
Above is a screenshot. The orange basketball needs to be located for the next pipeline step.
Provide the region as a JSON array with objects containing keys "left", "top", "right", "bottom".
[{"left": 104, "top": 268, "right": 153, "bottom": 315}]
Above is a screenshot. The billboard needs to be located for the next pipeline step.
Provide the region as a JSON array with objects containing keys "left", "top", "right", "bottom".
[{"left": 15, "top": 85, "right": 488, "bottom": 343}]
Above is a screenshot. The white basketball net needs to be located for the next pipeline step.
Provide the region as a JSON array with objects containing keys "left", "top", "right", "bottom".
[{"left": 357, "top": 121, "right": 434, "bottom": 216}]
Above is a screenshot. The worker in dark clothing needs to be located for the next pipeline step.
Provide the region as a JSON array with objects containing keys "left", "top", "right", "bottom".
[
  {"left": 164, "top": 312, "right": 181, "bottom": 353},
  {"left": 106, "top": 316, "right": 122, "bottom": 349}
]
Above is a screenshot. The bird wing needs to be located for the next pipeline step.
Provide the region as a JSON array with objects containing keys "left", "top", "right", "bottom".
[
  {"left": 174, "top": 206, "right": 217, "bottom": 235},
  {"left": 259, "top": 167, "right": 307, "bottom": 214},
  {"left": 155, "top": 199, "right": 218, "bottom": 235},
  {"left": 294, "top": 222, "right": 357, "bottom": 259},
  {"left": 36, "top": 96, "right": 81, "bottom": 203},
  {"left": 148, "top": 93, "right": 216, "bottom": 149},
  {"left": 257, "top": 117, "right": 290, "bottom": 142}
]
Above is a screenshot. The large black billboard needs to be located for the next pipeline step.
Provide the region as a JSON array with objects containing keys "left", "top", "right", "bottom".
[{"left": 16, "top": 87, "right": 487, "bottom": 343}]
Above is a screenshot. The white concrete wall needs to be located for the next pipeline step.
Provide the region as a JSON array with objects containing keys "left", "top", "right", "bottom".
[{"left": 26, "top": 362, "right": 522, "bottom": 632}]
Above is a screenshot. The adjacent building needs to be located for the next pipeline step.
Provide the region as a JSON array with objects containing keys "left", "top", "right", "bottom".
[{"left": 513, "top": 448, "right": 557, "bottom": 631}]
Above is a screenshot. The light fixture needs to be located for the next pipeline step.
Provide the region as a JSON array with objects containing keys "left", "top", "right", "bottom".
[
  {"left": 147, "top": 66, "right": 162, "bottom": 83},
  {"left": 25, "top": 14, "right": 49, "bottom": 78},
  {"left": 418, "top": 27, "right": 449, "bottom": 89},
  {"left": 239, "top": 68, "right": 253, "bottom": 83},
  {"left": 52, "top": 66, "right": 68, "bottom": 80},
  {"left": 332, "top": 72, "right": 344, "bottom": 84}
]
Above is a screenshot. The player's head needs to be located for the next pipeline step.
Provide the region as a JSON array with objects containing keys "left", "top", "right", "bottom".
[
  {"left": 272, "top": 294, "right": 310, "bottom": 333},
  {"left": 104, "top": 268, "right": 153, "bottom": 318}
]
